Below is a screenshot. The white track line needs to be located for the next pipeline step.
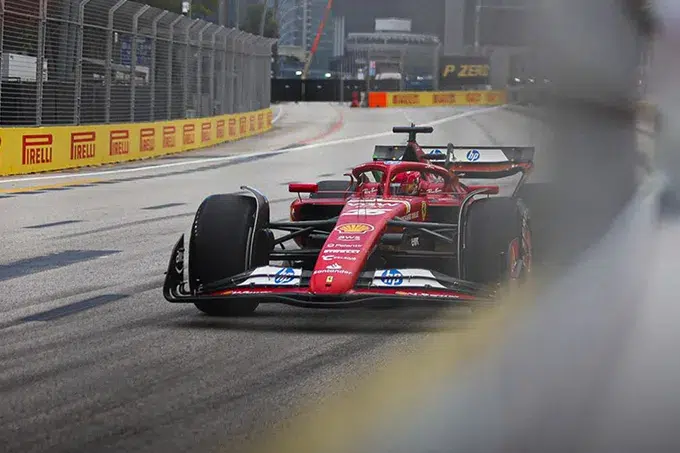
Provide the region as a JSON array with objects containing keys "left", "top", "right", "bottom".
[
  {"left": 271, "top": 105, "right": 284, "bottom": 124},
  {"left": 0, "top": 106, "right": 502, "bottom": 184}
]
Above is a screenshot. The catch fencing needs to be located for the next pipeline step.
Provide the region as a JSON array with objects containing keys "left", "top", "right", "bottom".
[{"left": 0, "top": 0, "right": 276, "bottom": 126}]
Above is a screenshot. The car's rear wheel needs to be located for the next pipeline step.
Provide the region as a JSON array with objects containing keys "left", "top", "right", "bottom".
[
  {"left": 462, "top": 197, "right": 532, "bottom": 286},
  {"left": 309, "top": 180, "right": 355, "bottom": 199},
  {"left": 189, "top": 193, "right": 272, "bottom": 316}
]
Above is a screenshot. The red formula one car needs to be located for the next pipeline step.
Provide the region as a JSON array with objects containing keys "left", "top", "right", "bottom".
[{"left": 163, "top": 125, "right": 535, "bottom": 316}]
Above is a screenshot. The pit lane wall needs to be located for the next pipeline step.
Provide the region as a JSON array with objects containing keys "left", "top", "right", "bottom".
[
  {"left": 367, "top": 90, "right": 507, "bottom": 108},
  {"left": 0, "top": 108, "right": 273, "bottom": 177}
]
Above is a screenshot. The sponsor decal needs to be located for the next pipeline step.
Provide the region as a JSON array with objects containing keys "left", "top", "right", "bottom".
[
  {"left": 326, "top": 243, "right": 362, "bottom": 248},
  {"left": 216, "top": 119, "right": 225, "bottom": 139},
  {"left": 403, "top": 211, "right": 419, "bottom": 221},
  {"left": 433, "top": 93, "right": 458, "bottom": 105},
  {"left": 70, "top": 131, "right": 96, "bottom": 160},
  {"left": 163, "top": 126, "right": 176, "bottom": 148},
  {"left": 346, "top": 199, "right": 411, "bottom": 210},
  {"left": 109, "top": 130, "right": 130, "bottom": 156},
  {"left": 380, "top": 269, "right": 404, "bottom": 286},
  {"left": 466, "top": 149, "right": 480, "bottom": 162},
  {"left": 335, "top": 224, "right": 374, "bottom": 234},
  {"left": 322, "top": 255, "right": 357, "bottom": 261},
  {"left": 466, "top": 92, "right": 483, "bottom": 104},
  {"left": 394, "top": 291, "right": 460, "bottom": 299},
  {"left": 326, "top": 263, "right": 343, "bottom": 270},
  {"left": 228, "top": 118, "right": 237, "bottom": 137},
  {"left": 231, "top": 289, "right": 273, "bottom": 295},
  {"left": 274, "top": 267, "right": 296, "bottom": 284},
  {"left": 140, "top": 128, "right": 155, "bottom": 152},
  {"left": 183, "top": 124, "right": 196, "bottom": 145},
  {"left": 249, "top": 115, "right": 256, "bottom": 132},
  {"left": 201, "top": 122, "right": 212, "bottom": 143},
  {"left": 410, "top": 237, "right": 420, "bottom": 247},
  {"left": 429, "top": 149, "right": 443, "bottom": 155},
  {"left": 421, "top": 202, "right": 427, "bottom": 220},
  {"left": 337, "top": 235, "right": 361, "bottom": 242},
  {"left": 315, "top": 269, "right": 353, "bottom": 276},
  {"left": 22, "top": 134, "right": 53, "bottom": 165},
  {"left": 257, "top": 113, "right": 264, "bottom": 130},
  {"left": 239, "top": 117, "right": 247, "bottom": 135},
  {"left": 392, "top": 94, "right": 420, "bottom": 105},
  {"left": 341, "top": 208, "right": 391, "bottom": 217},
  {"left": 320, "top": 249, "right": 361, "bottom": 262}
]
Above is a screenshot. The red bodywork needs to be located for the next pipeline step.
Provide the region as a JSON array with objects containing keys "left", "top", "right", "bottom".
[{"left": 163, "top": 131, "right": 535, "bottom": 308}]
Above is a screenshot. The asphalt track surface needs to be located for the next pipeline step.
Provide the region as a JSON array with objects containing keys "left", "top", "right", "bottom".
[{"left": 0, "top": 103, "right": 620, "bottom": 453}]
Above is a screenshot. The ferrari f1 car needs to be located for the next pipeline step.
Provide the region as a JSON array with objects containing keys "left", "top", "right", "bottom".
[{"left": 163, "top": 125, "right": 535, "bottom": 316}]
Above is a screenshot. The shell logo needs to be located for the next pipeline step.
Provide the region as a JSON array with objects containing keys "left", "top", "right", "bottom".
[{"left": 335, "top": 223, "right": 375, "bottom": 234}]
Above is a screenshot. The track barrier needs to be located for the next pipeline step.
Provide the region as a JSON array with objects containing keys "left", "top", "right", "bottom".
[{"left": 0, "top": 108, "right": 273, "bottom": 177}]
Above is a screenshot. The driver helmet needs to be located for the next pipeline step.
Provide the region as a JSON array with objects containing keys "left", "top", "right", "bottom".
[{"left": 392, "top": 171, "right": 421, "bottom": 195}]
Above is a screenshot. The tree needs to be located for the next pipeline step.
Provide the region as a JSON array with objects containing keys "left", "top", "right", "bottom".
[{"left": 242, "top": 3, "right": 279, "bottom": 38}]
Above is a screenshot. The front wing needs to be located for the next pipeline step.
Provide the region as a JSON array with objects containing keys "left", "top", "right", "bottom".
[{"left": 163, "top": 240, "right": 498, "bottom": 308}]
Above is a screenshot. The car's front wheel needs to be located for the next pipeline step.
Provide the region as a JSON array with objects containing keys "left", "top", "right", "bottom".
[
  {"left": 188, "top": 193, "right": 272, "bottom": 316},
  {"left": 462, "top": 197, "right": 532, "bottom": 287}
]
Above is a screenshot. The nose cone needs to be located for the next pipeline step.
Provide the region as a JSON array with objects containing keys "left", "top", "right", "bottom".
[{"left": 308, "top": 198, "right": 418, "bottom": 295}]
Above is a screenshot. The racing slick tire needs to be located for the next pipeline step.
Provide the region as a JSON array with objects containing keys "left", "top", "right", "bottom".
[
  {"left": 188, "top": 193, "right": 272, "bottom": 316},
  {"left": 309, "top": 180, "right": 355, "bottom": 199},
  {"left": 462, "top": 197, "right": 532, "bottom": 286}
]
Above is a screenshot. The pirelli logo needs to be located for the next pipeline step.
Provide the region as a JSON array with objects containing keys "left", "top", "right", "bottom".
[
  {"left": 249, "top": 115, "right": 256, "bottom": 132},
  {"left": 392, "top": 94, "right": 419, "bottom": 105},
  {"left": 486, "top": 92, "right": 501, "bottom": 103},
  {"left": 257, "top": 113, "right": 264, "bottom": 131},
  {"left": 228, "top": 118, "right": 237, "bottom": 137},
  {"left": 163, "top": 126, "right": 176, "bottom": 148},
  {"left": 110, "top": 130, "right": 130, "bottom": 156},
  {"left": 466, "top": 92, "right": 482, "bottom": 104},
  {"left": 70, "top": 131, "right": 96, "bottom": 160},
  {"left": 22, "top": 134, "right": 53, "bottom": 165},
  {"left": 239, "top": 117, "right": 247, "bottom": 135},
  {"left": 216, "top": 119, "right": 225, "bottom": 139},
  {"left": 140, "top": 128, "right": 155, "bottom": 152},
  {"left": 201, "top": 122, "right": 212, "bottom": 143},
  {"left": 183, "top": 124, "right": 195, "bottom": 145},
  {"left": 433, "top": 93, "right": 457, "bottom": 105}
]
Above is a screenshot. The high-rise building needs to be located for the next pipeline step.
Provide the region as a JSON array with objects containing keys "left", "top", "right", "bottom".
[{"left": 277, "top": 0, "right": 336, "bottom": 75}]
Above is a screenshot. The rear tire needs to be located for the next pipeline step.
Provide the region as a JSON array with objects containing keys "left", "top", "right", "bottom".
[
  {"left": 189, "top": 194, "right": 271, "bottom": 316},
  {"left": 309, "top": 180, "right": 355, "bottom": 199},
  {"left": 462, "top": 197, "right": 531, "bottom": 286}
]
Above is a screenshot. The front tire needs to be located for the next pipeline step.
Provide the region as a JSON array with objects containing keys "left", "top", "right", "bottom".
[
  {"left": 462, "top": 197, "right": 531, "bottom": 286},
  {"left": 189, "top": 193, "right": 271, "bottom": 316}
]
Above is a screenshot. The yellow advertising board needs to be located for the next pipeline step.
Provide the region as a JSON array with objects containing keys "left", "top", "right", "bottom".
[
  {"left": 368, "top": 90, "right": 507, "bottom": 108},
  {"left": 0, "top": 107, "right": 273, "bottom": 177},
  {"left": 386, "top": 90, "right": 507, "bottom": 107}
]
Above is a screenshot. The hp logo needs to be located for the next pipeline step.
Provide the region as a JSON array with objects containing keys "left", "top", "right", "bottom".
[
  {"left": 381, "top": 269, "right": 404, "bottom": 286},
  {"left": 466, "top": 149, "right": 480, "bottom": 161},
  {"left": 274, "top": 267, "right": 295, "bottom": 284}
]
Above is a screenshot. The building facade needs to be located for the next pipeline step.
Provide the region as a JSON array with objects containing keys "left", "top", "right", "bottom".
[{"left": 277, "top": 0, "right": 336, "bottom": 76}]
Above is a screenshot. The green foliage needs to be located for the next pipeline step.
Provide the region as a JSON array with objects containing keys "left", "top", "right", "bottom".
[{"left": 241, "top": 3, "right": 279, "bottom": 38}]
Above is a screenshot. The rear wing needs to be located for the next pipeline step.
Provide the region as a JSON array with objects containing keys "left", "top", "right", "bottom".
[{"left": 373, "top": 144, "right": 535, "bottom": 179}]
